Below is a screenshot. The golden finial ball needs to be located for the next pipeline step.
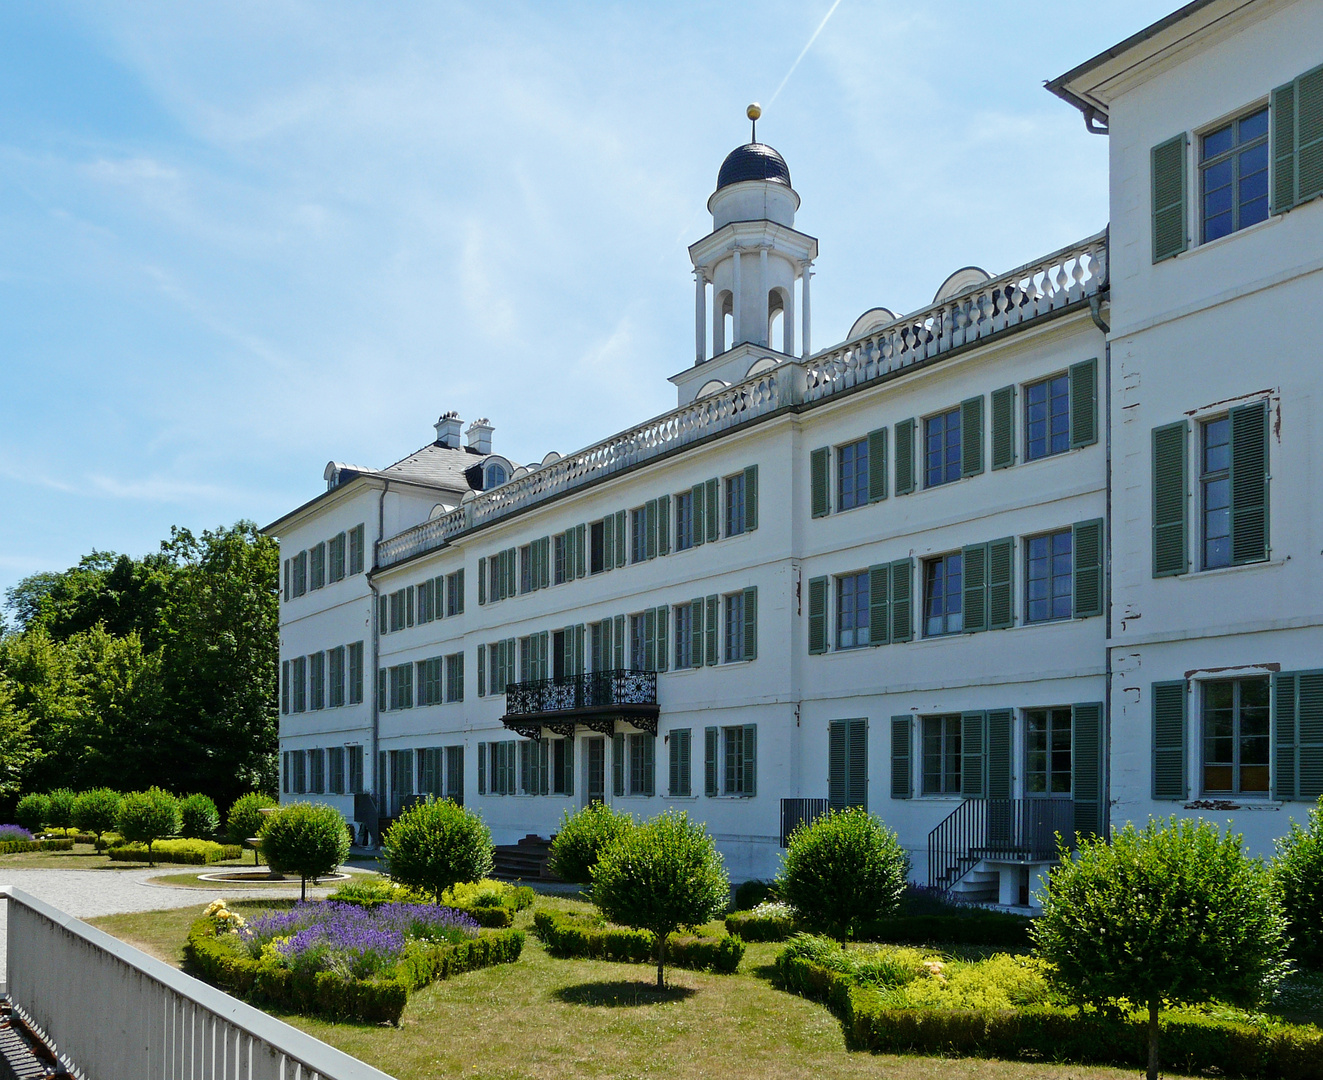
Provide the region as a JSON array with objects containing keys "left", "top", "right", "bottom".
[{"left": 747, "top": 103, "right": 762, "bottom": 121}]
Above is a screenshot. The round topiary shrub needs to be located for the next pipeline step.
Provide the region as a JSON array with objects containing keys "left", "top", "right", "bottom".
[
  {"left": 777, "top": 807, "right": 908, "bottom": 938},
  {"left": 117, "top": 788, "right": 181, "bottom": 865},
  {"left": 260, "top": 802, "right": 350, "bottom": 900},
  {"left": 1275, "top": 795, "right": 1323, "bottom": 969},
  {"left": 1034, "top": 816, "right": 1288, "bottom": 1080},
  {"left": 547, "top": 802, "right": 634, "bottom": 885},
  {"left": 179, "top": 793, "right": 220, "bottom": 839},
  {"left": 46, "top": 789, "right": 76, "bottom": 830},
  {"left": 383, "top": 797, "right": 494, "bottom": 903},
  {"left": 591, "top": 809, "right": 730, "bottom": 987},
  {"left": 14, "top": 793, "right": 50, "bottom": 835},
  {"left": 72, "top": 788, "right": 122, "bottom": 849},
  {"left": 226, "top": 791, "right": 277, "bottom": 864}
]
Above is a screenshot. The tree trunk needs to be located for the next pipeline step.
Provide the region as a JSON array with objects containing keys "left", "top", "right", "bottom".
[
  {"left": 656, "top": 933, "right": 666, "bottom": 989},
  {"left": 1147, "top": 998, "right": 1160, "bottom": 1080},
  {"left": 300, "top": 874, "right": 307, "bottom": 902},
  {"left": 147, "top": 841, "right": 154, "bottom": 867}
]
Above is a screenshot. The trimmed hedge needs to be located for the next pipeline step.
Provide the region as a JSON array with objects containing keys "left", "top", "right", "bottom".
[
  {"left": 0, "top": 838, "right": 75, "bottom": 856},
  {"left": 724, "top": 909, "right": 1031, "bottom": 947},
  {"left": 108, "top": 839, "right": 242, "bottom": 865},
  {"left": 777, "top": 955, "right": 1323, "bottom": 1079},
  {"left": 533, "top": 910, "right": 744, "bottom": 974},
  {"left": 328, "top": 886, "right": 517, "bottom": 929},
  {"left": 184, "top": 915, "right": 524, "bottom": 1025}
]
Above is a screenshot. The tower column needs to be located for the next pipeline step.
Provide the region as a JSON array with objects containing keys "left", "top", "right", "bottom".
[
  {"left": 732, "top": 244, "right": 742, "bottom": 348},
  {"left": 801, "top": 261, "right": 813, "bottom": 358},
  {"left": 694, "top": 270, "right": 707, "bottom": 365},
  {"left": 784, "top": 275, "right": 795, "bottom": 357},
  {"left": 759, "top": 246, "right": 769, "bottom": 347}
]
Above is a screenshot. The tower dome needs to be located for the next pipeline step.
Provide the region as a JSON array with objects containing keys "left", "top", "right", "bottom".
[{"left": 715, "top": 143, "right": 792, "bottom": 192}]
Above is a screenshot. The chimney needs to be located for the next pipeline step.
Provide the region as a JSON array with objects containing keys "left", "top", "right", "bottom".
[
  {"left": 466, "top": 418, "right": 493, "bottom": 455},
  {"left": 435, "top": 411, "right": 463, "bottom": 448}
]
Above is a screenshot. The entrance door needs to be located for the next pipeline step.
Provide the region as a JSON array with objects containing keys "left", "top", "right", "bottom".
[{"left": 584, "top": 737, "right": 605, "bottom": 806}]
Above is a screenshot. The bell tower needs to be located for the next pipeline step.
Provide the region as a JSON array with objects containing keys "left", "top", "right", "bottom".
[{"left": 675, "top": 105, "right": 819, "bottom": 405}]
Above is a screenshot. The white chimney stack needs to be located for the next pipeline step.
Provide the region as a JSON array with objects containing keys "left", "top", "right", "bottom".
[
  {"left": 435, "top": 412, "right": 463, "bottom": 448},
  {"left": 466, "top": 418, "right": 493, "bottom": 455}
]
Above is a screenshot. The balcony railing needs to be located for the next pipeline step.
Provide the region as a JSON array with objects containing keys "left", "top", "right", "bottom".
[
  {"left": 501, "top": 669, "right": 659, "bottom": 738},
  {"left": 928, "top": 797, "right": 1076, "bottom": 892},
  {"left": 375, "top": 232, "right": 1107, "bottom": 570}
]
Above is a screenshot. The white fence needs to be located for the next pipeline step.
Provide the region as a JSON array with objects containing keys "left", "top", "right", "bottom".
[{"left": 0, "top": 887, "right": 397, "bottom": 1080}]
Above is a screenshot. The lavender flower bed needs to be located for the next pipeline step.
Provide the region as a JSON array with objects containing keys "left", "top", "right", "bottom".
[
  {"left": 241, "top": 900, "right": 480, "bottom": 979},
  {"left": 0, "top": 826, "right": 34, "bottom": 843}
]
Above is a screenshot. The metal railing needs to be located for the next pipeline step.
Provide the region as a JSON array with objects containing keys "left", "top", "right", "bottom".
[
  {"left": 0, "top": 886, "right": 397, "bottom": 1080},
  {"left": 779, "top": 798, "right": 830, "bottom": 848},
  {"left": 504, "top": 669, "right": 657, "bottom": 716},
  {"left": 927, "top": 798, "right": 1075, "bottom": 892},
  {"left": 375, "top": 232, "right": 1107, "bottom": 570}
]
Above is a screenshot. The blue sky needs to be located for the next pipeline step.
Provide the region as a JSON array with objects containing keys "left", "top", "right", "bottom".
[{"left": 0, "top": 1, "right": 1174, "bottom": 603}]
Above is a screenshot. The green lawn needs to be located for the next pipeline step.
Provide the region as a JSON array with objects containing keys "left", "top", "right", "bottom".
[
  {"left": 0, "top": 842, "right": 259, "bottom": 871},
  {"left": 88, "top": 896, "right": 1209, "bottom": 1080}
]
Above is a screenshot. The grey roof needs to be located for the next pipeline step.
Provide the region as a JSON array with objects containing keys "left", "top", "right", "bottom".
[
  {"left": 379, "top": 442, "right": 486, "bottom": 491},
  {"left": 716, "top": 143, "right": 792, "bottom": 192}
]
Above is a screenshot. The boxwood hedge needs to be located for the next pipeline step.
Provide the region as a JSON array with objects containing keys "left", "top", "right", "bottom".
[{"left": 533, "top": 910, "right": 744, "bottom": 974}]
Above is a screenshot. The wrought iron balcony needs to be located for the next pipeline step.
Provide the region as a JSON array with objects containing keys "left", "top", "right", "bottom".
[
  {"left": 928, "top": 797, "right": 1077, "bottom": 892},
  {"left": 500, "top": 668, "right": 659, "bottom": 740}
]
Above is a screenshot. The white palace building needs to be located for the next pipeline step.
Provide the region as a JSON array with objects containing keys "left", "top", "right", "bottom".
[{"left": 265, "top": 0, "right": 1323, "bottom": 903}]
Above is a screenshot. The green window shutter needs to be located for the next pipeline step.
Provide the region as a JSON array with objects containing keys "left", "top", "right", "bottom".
[
  {"left": 477, "top": 742, "right": 486, "bottom": 795},
  {"left": 655, "top": 607, "right": 669, "bottom": 672},
  {"left": 602, "top": 515, "right": 614, "bottom": 573},
  {"left": 705, "top": 479, "right": 719, "bottom": 542},
  {"left": 689, "top": 596, "right": 704, "bottom": 669},
  {"left": 1072, "top": 518, "right": 1105, "bottom": 618},
  {"left": 828, "top": 721, "right": 847, "bottom": 810},
  {"left": 961, "top": 542, "right": 988, "bottom": 633},
  {"left": 889, "top": 558, "right": 914, "bottom": 643},
  {"left": 847, "top": 718, "right": 867, "bottom": 810},
  {"left": 961, "top": 396, "right": 984, "bottom": 477},
  {"left": 643, "top": 608, "right": 657, "bottom": 671},
  {"left": 691, "top": 484, "right": 706, "bottom": 545},
  {"left": 615, "top": 510, "right": 627, "bottom": 567},
  {"left": 613, "top": 614, "right": 626, "bottom": 670},
  {"left": 807, "top": 576, "right": 829, "bottom": 655},
  {"left": 810, "top": 447, "right": 830, "bottom": 518},
  {"left": 744, "top": 465, "right": 759, "bottom": 531},
  {"left": 986, "top": 709, "right": 1013, "bottom": 799},
  {"left": 1151, "top": 133, "right": 1189, "bottom": 262},
  {"left": 478, "top": 557, "right": 487, "bottom": 604},
  {"left": 987, "top": 537, "right": 1014, "bottom": 630},
  {"left": 1298, "top": 64, "right": 1323, "bottom": 205},
  {"left": 658, "top": 495, "right": 671, "bottom": 555},
  {"left": 867, "top": 428, "right": 888, "bottom": 502},
  {"left": 1069, "top": 358, "right": 1098, "bottom": 448},
  {"left": 960, "top": 712, "right": 986, "bottom": 798},
  {"left": 704, "top": 727, "right": 719, "bottom": 796},
  {"left": 1278, "top": 671, "right": 1323, "bottom": 800},
  {"left": 1276, "top": 672, "right": 1298, "bottom": 801},
  {"left": 990, "top": 385, "right": 1015, "bottom": 470},
  {"left": 704, "top": 595, "right": 719, "bottom": 666},
  {"left": 1072, "top": 702, "right": 1104, "bottom": 840},
  {"left": 478, "top": 646, "right": 486, "bottom": 698},
  {"left": 613, "top": 733, "right": 624, "bottom": 797},
  {"left": 742, "top": 587, "right": 757, "bottom": 661},
  {"left": 890, "top": 717, "right": 912, "bottom": 800},
  {"left": 669, "top": 730, "right": 681, "bottom": 796},
  {"left": 1152, "top": 421, "right": 1189, "bottom": 577},
  {"left": 645, "top": 500, "right": 658, "bottom": 561},
  {"left": 378, "top": 597, "right": 388, "bottom": 635},
  {"left": 868, "top": 564, "right": 889, "bottom": 646},
  {"left": 1152, "top": 680, "right": 1187, "bottom": 800},
  {"left": 574, "top": 625, "right": 585, "bottom": 677},
  {"left": 576, "top": 525, "right": 587, "bottom": 578},
  {"left": 1273, "top": 79, "right": 1298, "bottom": 213},
  {"left": 1230, "top": 400, "right": 1270, "bottom": 565},
  {"left": 742, "top": 725, "right": 757, "bottom": 796},
  {"left": 894, "top": 418, "right": 915, "bottom": 495}
]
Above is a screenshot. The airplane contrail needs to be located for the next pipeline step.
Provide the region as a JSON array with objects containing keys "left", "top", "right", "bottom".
[{"left": 767, "top": 0, "right": 845, "bottom": 107}]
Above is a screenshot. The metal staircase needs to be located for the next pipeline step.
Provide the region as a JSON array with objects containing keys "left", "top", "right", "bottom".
[{"left": 927, "top": 798, "right": 1075, "bottom": 897}]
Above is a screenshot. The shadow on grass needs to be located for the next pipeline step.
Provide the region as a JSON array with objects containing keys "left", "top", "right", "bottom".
[
  {"left": 552, "top": 980, "right": 697, "bottom": 1008},
  {"left": 749, "top": 962, "right": 780, "bottom": 983}
]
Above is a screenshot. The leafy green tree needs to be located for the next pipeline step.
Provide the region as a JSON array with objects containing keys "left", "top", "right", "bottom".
[
  {"left": 227, "top": 791, "right": 277, "bottom": 864},
  {"left": 1275, "top": 796, "right": 1323, "bottom": 968},
  {"left": 117, "top": 787, "right": 181, "bottom": 866},
  {"left": 179, "top": 793, "right": 220, "bottom": 839},
  {"left": 14, "top": 792, "right": 49, "bottom": 833},
  {"left": 46, "top": 788, "right": 76, "bottom": 830},
  {"left": 72, "top": 788, "right": 122, "bottom": 849},
  {"left": 261, "top": 803, "right": 350, "bottom": 901},
  {"left": 0, "top": 680, "right": 34, "bottom": 798},
  {"left": 383, "top": 797, "right": 494, "bottom": 903},
  {"left": 591, "top": 810, "right": 729, "bottom": 987},
  {"left": 1033, "top": 817, "right": 1289, "bottom": 1080},
  {"left": 547, "top": 802, "right": 634, "bottom": 884},
  {"left": 777, "top": 808, "right": 908, "bottom": 938}
]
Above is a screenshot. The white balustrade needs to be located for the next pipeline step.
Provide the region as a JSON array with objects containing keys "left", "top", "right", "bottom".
[
  {"left": 376, "top": 232, "right": 1106, "bottom": 570},
  {"left": 1, "top": 887, "right": 395, "bottom": 1080}
]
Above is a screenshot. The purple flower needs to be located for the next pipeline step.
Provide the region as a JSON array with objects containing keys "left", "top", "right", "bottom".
[{"left": 0, "top": 826, "right": 34, "bottom": 843}]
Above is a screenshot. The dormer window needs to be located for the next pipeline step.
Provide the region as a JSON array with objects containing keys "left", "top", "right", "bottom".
[{"left": 484, "top": 463, "right": 507, "bottom": 489}]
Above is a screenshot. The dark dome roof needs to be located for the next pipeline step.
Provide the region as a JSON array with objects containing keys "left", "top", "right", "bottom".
[{"left": 716, "top": 142, "right": 791, "bottom": 191}]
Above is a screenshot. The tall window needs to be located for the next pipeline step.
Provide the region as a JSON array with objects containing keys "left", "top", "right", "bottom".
[
  {"left": 520, "top": 545, "right": 532, "bottom": 593},
  {"left": 446, "top": 569, "right": 464, "bottom": 616},
  {"left": 921, "top": 715, "right": 961, "bottom": 795},
  {"left": 309, "top": 652, "right": 325, "bottom": 710},
  {"left": 725, "top": 473, "right": 747, "bottom": 536},
  {"left": 923, "top": 553, "right": 963, "bottom": 637},
  {"left": 836, "top": 571, "right": 869, "bottom": 649},
  {"left": 1025, "top": 374, "right": 1070, "bottom": 461},
  {"left": 389, "top": 664, "right": 413, "bottom": 710},
  {"left": 630, "top": 508, "right": 647, "bottom": 564},
  {"left": 310, "top": 542, "right": 326, "bottom": 590},
  {"left": 1025, "top": 708, "right": 1072, "bottom": 795},
  {"left": 1201, "top": 416, "right": 1232, "bottom": 569},
  {"left": 723, "top": 725, "right": 755, "bottom": 796},
  {"left": 627, "top": 734, "right": 655, "bottom": 796},
  {"left": 590, "top": 520, "right": 606, "bottom": 574},
  {"left": 837, "top": 439, "right": 868, "bottom": 510},
  {"left": 724, "top": 592, "right": 746, "bottom": 662},
  {"left": 328, "top": 532, "right": 346, "bottom": 583},
  {"left": 1200, "top": 106, "right": 1269, "bottom": 244},
  {"left": 673, "top": 603, "right": 693, "bottom": 668},
  {"left": 348, "top": 524, "right": 365, "bottom": 575},
  {"left": 669, "top": 728, "right": 692, "bottom": 797},
  {"left": 347, "top": 641, "right": 364, "bottom": 704},
  {"left": 1203, "top": 677, "right": 1270, "bottom": 795},
  {"left": 445, "top": 653, "right": 464, "bottom": 702},
  {"left": 554, "top": 534, "right": 568, "bottom": 584},
  {"left": 328, "top": 747, "right": 346, "bottom": 794},
  {"left": 348, "top": 746, "right": 364, "bottom": 793},
  {"left": 328, "top": 648, "right": 344, "bottom": 711},
  {"left": 925, "top": 408, "right": 962, "bottom": 488},
  {"left": 674, "top": 490, "right": 694, "bottom": 551},
  {"left": 1026, "top": 530, "right": 1073, "bottom": 623},
  {"left": 291, "top": 656, "right": 307, "bottom": 713}
]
